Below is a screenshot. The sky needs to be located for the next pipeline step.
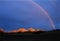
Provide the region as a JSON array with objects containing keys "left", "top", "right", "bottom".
[{"left": 0, "top": 0, "right": 60, "bottom": 32}]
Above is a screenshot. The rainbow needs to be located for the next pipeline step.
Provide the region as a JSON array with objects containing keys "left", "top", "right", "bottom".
[{"left": 30, "top": 0, "right": 56, "bottom": 29}]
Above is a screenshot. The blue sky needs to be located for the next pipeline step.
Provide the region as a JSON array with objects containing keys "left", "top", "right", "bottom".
[{"left": 0, "top": 0, "right": 60, "bottom": 32}]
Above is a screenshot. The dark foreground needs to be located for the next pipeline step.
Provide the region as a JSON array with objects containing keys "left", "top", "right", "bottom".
[{"left": 0, "top": 29, "right": 60, "bottom": 41}]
